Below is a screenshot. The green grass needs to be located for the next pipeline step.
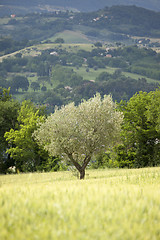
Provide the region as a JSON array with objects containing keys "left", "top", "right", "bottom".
[
  {"left": 0, "top": 167, "right": 160, "bottom": 240},
  {"left": 122, "top": 71, "right": 159, "bottom": 83},
  {"left": 69, "top": 66, "right": 116, "bottom": 81},
  {"left": 48, "top": 30, "right": 92, "bottom": 44},
  {"left": 0, "top": 17, "right": 10, "bottom": 24},
  {"left": 70, "top": 65, "right": 158, "bottom": 83}
]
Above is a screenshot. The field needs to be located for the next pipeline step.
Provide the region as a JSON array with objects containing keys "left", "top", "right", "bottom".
[
  {"left": 0, "top": 167, "right": 160, "bottom": 240},
  {"left": 48, "top": 30, "right": 92, "bottom": 44}
]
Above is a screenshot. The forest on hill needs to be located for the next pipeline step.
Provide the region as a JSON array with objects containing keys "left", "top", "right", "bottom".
[
  {"left": 1, "top": 0, "right": 160, "bottom": 12},
  {"left": 0, "top": 5, "right": 160, "bottom": 42}
]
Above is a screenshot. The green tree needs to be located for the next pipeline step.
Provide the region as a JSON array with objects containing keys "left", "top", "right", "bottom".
[
  {"left": 96, "top": 72, "right": 112, "bottom": 82},
  {"left": 118, "top": 90, "right": 160, "bottom": 167},
  {"left": 0, "top": 88, "right": 20, "bottom": 173},
  {"left": 51, "top": 65, "right": 83, "bottom": 88},
  {"left": 34, "top": 93, "right": 123, "bottom": 179},
  {"left": 54, "top": 38, "right": 65, "bottom": 43},
  {"left": 30, "top": 81, "right": 40, "bottom": 91},
  {"left": 4, "top": 100, "right": 48, "bottom": 172},
  {"left": 11, "top": 76, "right": 29, "bottom": 92},
  {"left": 94, "top": 42, "right": 102, "bottom": 48}
]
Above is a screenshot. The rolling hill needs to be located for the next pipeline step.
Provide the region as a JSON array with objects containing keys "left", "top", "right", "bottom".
[
  {"left": 0, "top": 5, "right": 160, "bottom": 109},
  {"left": 0, "top": 0, "right": 160, "bottom": 15}
]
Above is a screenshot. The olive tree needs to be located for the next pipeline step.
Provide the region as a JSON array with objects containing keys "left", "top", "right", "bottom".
[{"left": 34, "top": 93, "right": 123, "bottom": 179}]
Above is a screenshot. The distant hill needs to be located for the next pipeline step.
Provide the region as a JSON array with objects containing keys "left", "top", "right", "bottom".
[
  {"left": 0, "top": 0, "right": 160, "bottom": 14},
  {"left": 75, "top": 5, "right": 160, "bottom": 38},
  {"left": 0, "top": 5, "right": 160, "bottom": 42}
]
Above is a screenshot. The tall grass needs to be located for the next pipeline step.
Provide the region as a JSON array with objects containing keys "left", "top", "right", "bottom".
[{"left": 0, "top": 168, "right": 160, "bottom": 240}]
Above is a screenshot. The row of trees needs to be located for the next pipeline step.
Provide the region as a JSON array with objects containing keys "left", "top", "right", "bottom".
[
  {"left": 0, "top": 75, "right": 46, "bottom": 93},
  {"left": 1, "top": 87, "right": 160, "bottom": 178}
]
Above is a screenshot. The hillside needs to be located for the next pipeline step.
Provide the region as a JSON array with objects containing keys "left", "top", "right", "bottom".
[
  {"left": 0, "top": 0, "right": 160, "bottom": 15},
  {"left": 0, "top": 5, "right": 160, "bottom": 42},
  {"left": 0, "top": 5, "right": 160, "bottom": 111}
]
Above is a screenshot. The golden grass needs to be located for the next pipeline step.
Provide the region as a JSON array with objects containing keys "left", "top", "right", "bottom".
[{"left": 0, "top": 167, "right": 160, "bottom": 240}]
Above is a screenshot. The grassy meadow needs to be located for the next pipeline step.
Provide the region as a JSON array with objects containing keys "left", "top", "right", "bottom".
[
  {"left": 48, "top": 30, "right": 91, "bottom": 44},
  {"left": 0, "top": 167, "right": 160, "bottom": 240}
]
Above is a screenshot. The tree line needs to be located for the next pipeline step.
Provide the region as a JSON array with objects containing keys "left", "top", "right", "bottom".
[{"left": 1, "top": 87, "right": 160, "bottom": 178}]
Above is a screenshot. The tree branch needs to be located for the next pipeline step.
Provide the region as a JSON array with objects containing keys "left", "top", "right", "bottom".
[
  {"left": 67, "top": 153, "right": 82, "bottom": 172},
  {"left": 82, "top": 155, "right": 91, "bottom": 170}
]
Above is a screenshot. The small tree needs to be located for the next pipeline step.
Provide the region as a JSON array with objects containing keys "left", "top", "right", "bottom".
[
  {"left": 54, "top": 38, "right": 65, "bottom": 43},
  {"left": 34, "top": 93, "right": 123, "bottom": 179},
  {"left": 11, "top": 76, "right": 29, "bottom": 92},
  {"left": 30, "top": 81, "right": 40, "bottom": 92},
  {"left": 94, "top": 42, "right": 102, "bottom": 48}
]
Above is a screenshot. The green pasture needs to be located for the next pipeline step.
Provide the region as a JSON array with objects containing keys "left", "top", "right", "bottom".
[
  {"left": 70, "top": 66, "right": 158, "bottom": 83},
  {"left": 122, "top": 71, "right": 159, "bottom": 83},
  {"left": 0, "top": 167, "right": 160, "bottom": 240},
  {"left": 69, "top": 66, "right": 116, "bottom": 81},
  {"left": 48, "top": 30, "right": 91, "bottom": 44},
  {"left": 0, "top": 17, "right": 10, "bottom": 24}
]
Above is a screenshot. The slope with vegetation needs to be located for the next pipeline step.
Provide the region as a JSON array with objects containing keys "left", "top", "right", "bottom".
[
  {"left": 0, "top": 42, "right": 159, "bottom": 110},
  {"left": 1, "top": 0, "right": 160, "bottom": 13},
  {"left": 1, "top": 5, "right": 160, "bottom": 44}
]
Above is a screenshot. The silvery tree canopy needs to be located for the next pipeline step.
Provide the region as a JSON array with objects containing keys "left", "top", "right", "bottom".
[{"left": 34, "top": 93, "right": 123, "bottom": 179}]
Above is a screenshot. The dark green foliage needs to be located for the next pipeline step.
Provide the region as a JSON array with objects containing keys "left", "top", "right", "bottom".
[
  {"left": 96, "top": 72, "right": 112, "bottom": 82},
  {"left": 30, "top": 82, "right": 40, "bottom": 92},
  {"left": 1, "top": 0, "right": 160, "bottom": 13},
  {"left": 114, "top": 144, "right": 136, "bottom": 168},
  {"left": 51, "top": 65, "right": 83, "bottom": 88},
  {"left": 0, "top": 88, "right": 20, "bottom": 173},
  {"left": 75, "top": 5, "right": 160, "bottom": 38},
  {"left": 94, "top": 42, "right": 102, "bottom": 48},
  {"left": 0, "top": 88, "right": 62, "bottom": 173},
  {"left": 4, "top": 100, "right": 58, "bottom": 173},
  {"left": 10, "top": 75, "right": 29, "bottom": 92},
  {"left": 54, "top": 38, "right": 65, "bottom": 43},
  {"left": 37, "top": 156, "right": 64, "bottom": 172},
  {"left": 117, "top": 90, "right": 160, "bottom": 168},
  {"left": 89, "top": 152, "right": 111, "bottom": 169},
  {"left": 41, "top": 86, "right": 47, "bottom": 91},
  {"left": 0, "top": 37, "right": 35, "bottom": 55}
]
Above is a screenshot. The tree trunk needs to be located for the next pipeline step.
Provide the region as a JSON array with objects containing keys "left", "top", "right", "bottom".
[
  {"left": 79, "top": 168, "right": 85, "bottom": 180},
  {"left": 67, "top": 153, "right": 91, "bottom": 180}
]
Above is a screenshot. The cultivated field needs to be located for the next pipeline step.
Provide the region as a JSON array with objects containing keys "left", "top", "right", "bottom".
[{"left": 0, "top": 167, "right": 160, "bottom": 240}]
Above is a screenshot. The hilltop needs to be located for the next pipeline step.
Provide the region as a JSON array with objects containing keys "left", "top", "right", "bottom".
[
  {"left": 0, "top": 5, "right": 160, "bottom": 42},
  {"left": 0, "top": 0, "right": 160, "bottom": 16}
]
